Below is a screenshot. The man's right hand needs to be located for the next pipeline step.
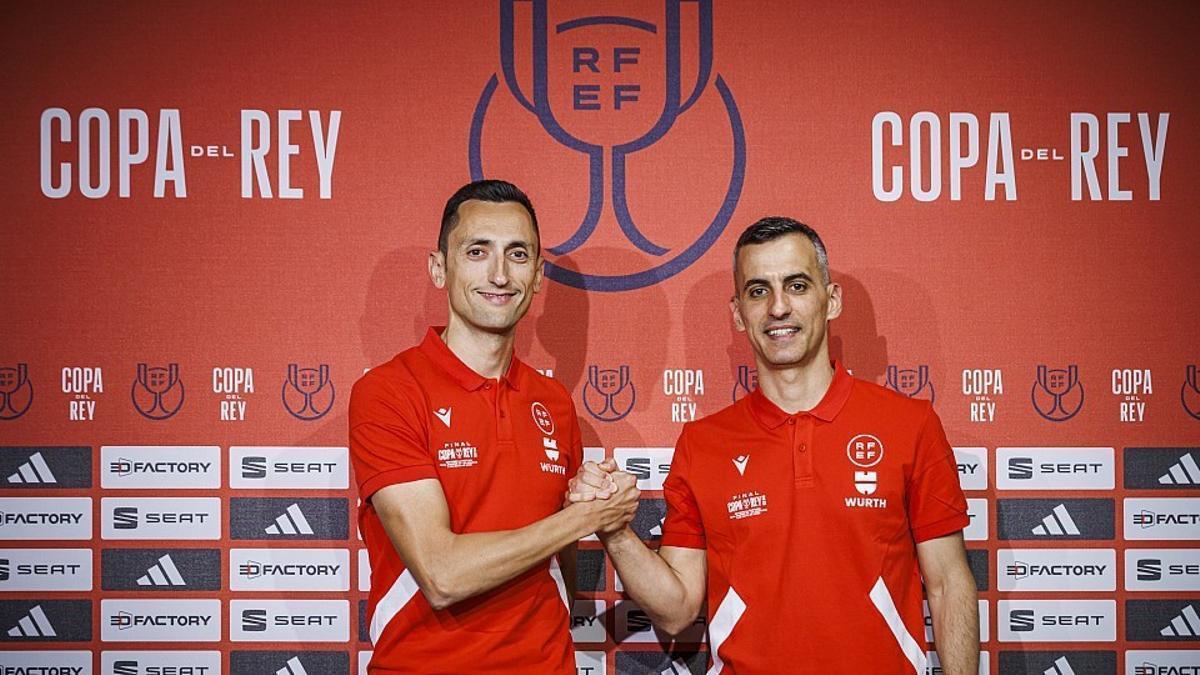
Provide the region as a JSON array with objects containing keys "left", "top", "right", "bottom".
[{"left": 566, "top": 458, "right": 620, "bottom": 502}]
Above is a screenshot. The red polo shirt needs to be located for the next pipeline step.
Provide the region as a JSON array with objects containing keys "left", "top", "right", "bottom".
[
  {"left": 661, "top": 362, "right": 968, "bottom": 674},
  {"left": 349, "top": 328, "right": 580, "bottom": 674}
]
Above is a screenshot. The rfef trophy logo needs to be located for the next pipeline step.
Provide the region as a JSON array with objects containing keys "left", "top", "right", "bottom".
[
  {"left": 0, "top": 364, "right": 33, "bottom": 420},
  {"left": 885, "top": 364, "right": 935, "bottom": 402},
  {"left": 583, "top": 364, "right": 635, "bottom": 421},
  {"left": 130, "top": 363, "right": 184, "bottom": 420},
  {"left": 470, "top": 0, "right": 745, "bottom": 291},
  {"left": 1032, "top": 364, "right": 1084, "bottom": 422},
  {"left": 1182, "top": 364, "right": 1200, "bottom": 421},
  {"left": 282, "top": 364, "right": 335, "bottom": 421},
  {"left": 731, "top": 365, "right": 757, "bottom": 402}
]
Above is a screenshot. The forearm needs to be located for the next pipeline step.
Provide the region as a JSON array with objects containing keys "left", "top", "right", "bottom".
[
  {"left": 602, "top": 528, "right": 698, "bottom": 633},
  {"left": 399, "top": 505, "right": 592, "bottom": 608},
  {"left": 928, "top": 573, "right": 979, "bottom": 675}
]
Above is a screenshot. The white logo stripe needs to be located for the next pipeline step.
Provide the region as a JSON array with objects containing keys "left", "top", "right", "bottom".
[
  {"left": 369, "top": 568, "right": 420, "bottom": 645},
  {"left": 29, "top": 453, "right": 56, "bottom": 483},
  {"left": 17, "top": 463, "right": 38, "bottom": 483},
  {"left": 705, "top": 586, "right": 746, "bottom": 675},
  {"left": 157, "top": 554, "right": 185, "bottom": 585},
  {"left": 29, "top": 605, "right": 56, "bottom": 636},
  {"left": 867, "top": 577, "right": 926, "bottom": 674},
  {"left": 1181, "top": 454, "right": 1200, "bottom": 482}
]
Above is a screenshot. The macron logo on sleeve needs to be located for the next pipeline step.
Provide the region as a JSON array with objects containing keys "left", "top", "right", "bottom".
[{"left": 434, "top": 407, "right": 452, "bottom": 428}]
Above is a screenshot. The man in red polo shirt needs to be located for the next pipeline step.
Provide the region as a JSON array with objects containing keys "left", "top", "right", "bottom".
[
  {"left": 571, "top": 217, "right": 979, "bottom": 673},
  {"left": 350, "top": 179, "right": 640, "bottom": 674}
]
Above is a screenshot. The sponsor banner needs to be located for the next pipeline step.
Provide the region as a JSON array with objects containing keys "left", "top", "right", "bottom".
[
  {"left": 0, "top": 446, "right": 92, "bottom": 488},
  {"left": 998, "top": 599, "right": 1116, "bottom": 642},
  {"left": 0, "top": 548, "right": 92, "bottom": 591},
  {"left": 967, "top": 549, "right": 990, "bottom": 591},
  {"left": 996, "top": 498, "right": 1115, "bottom": 541},
  {"left": 0, "top": 600, "right": 92, "bottom": 642},
  {"left": 965, "top": 498, "right": 989, "bottom": 541},
  {"left": 926, "top": 649, "right": 989, "bottom": 675},
  {"left": 230, "top": 548, "right": 349, "bottom": 592},
  {"left": 1125, "top": 498, "right": 1200, "bottom": 541},
  {"left": 997, "top": 548, "right": 1116, "bottom": 592},
  {"left": 576, "top": 650, "right": 607, "bottom": 675},
  {"left": 1126, "top": 599, "right": 1200, "bottom": 641},
  {"left": 954, "top": 447, "right": 988, "bottom": 491},
  {"left": 1126, "top": 650, "right": 1200, "bottom": 675},
  {"left": 101, "top": 548, "right": 221, "bottom": 591},
  {"left": 613, "top": 600, "right": 705, "bottom": 644},
  {"left": 357, "top": 549, "right": 370, "bottom": 592},
  {"left": 101, "top": 497, "right": 221, "bottom": 540},
  {"left": 229, "top": 497, "right": 348, "bottom": 540},
  {"left": 630, "top": 498, "right": 666, "bottom": 541},
  {"left": 101, "top": 599, "right": 221, "bottom": 642},
  {"left": 571, "top": 600, "right": 607, "bottom": 643},
  {"left": 614, "top": 651, "right": 704, "bottom": 675},
  {"left": 996, "top": 447, "right": 1114, "bottom": 490},
  {"left": 102, "top": 650, "right": 221, "bottom": 675},
  {"left": 613, "top": 447, "right": 673, "bottom": 491},
  {"left": 229, "top": 650, "right": 349, "bottom": 675},
  {"left": 997, "top": 650, "right": 1116, "bottom": 675},
  {"left": 0, "top": 497, "right": 92, "bottom": 540},
  {"left": 1124, "top": 447, "right": 1200, "bottom": 489},
  {"left": 100, "top": 445, "right": 220, "bottom": 489},
  {"left": 925, "top": 600, "right": 990, "bottom": 642},
  {"left": 1126, "top": 549, "right": 1200, "bottom": 591},
  {"left": 230, "top": 600, "right": 349, "bottom": 642},
  {"left": 230, "top": 446, "right": 349, "bottom": 489},
  {"left": 0, "top": 650, "right": 92, "bottom": 674}
]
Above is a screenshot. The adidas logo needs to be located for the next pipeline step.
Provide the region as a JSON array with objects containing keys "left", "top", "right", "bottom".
[
  {"left": 1042, "top": 656, "right": 1077, "bottom": 675},
  {"left": 1159, "top": 452, "right": 1200, "bottom": 485},
  {"left": 7, "top": 452, "right": 56, "bottom": 484},
  {"left": 1031, "top": 504, "right": 1081, "bottom": 536},
  {"left": 660, "top": 658, "right": 691, "bottom": 675},
  {"left": 6, "top": 604, "right": 56, "bottom": 637},
  {"left": 136, "top": 554, "right": 186, "bottom": 586},
  {"left": 265, "top": 503, "right": 314, "bottom": 535},
  {"left": 277, "top": 656, "right": 309, "bottom": 675},
  {"left": 1159, "top": 604, "right": 1200, "bottom": 637}
]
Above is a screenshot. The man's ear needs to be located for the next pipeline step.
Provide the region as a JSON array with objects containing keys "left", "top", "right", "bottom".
[
  {"left": 428, "top": 250, "right": 447, "bottom": 289},
  {"left": 826, "top": 282, "right": 843, "bottom": 320},
  {"left": 730, "top": 296, "right": 747, "bottom": 333}
]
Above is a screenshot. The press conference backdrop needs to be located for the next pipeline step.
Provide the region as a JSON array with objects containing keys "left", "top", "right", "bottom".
[{"left": 2, "top": 1, "right": 1197, "bottom": 674}]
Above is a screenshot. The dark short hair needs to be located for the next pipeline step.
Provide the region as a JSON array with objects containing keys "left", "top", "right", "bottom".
[
  {"left": 733, "top": 216, "right": 830, "bottom": 284},
  {"left": 438, "top": 180, "right": 539, "bottom": 254}
]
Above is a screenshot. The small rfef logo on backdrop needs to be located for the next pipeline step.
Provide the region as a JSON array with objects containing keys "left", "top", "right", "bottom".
[
  {"left": 0, "top": 364, "right": 33, "bottom": 420},
  {"left": 1182, "top": 365, "right": 1200, "bottom": 420},
  {"left": 583, "top": 365, "right": 635, "bottom": 421},
  {"left": 886, "top": 364, "right": 934, "bottom": 402},
  {"left": 469, "top": 0, "right": 745, "bottom": 291},
  {"left": 1032, "top": 364, "right": 1084, "bottom": 421},
  {"left": 282, "top": 364, "right": 334, "bottom": 420},
  {"left": 732, "top": 365, "right": 757, "bottom": 402},
  {"left": 131, "top": 363, "right": 184, "bottom": 420}
]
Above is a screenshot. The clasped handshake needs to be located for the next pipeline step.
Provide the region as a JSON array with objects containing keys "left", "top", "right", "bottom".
[{"left": 565, "top": 458, "right": 641, "bottom": 537}]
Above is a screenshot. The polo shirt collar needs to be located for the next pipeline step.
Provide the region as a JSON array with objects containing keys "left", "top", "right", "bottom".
[
  {"left": 748, "top": 360, "right": 854, "bottom": 428},
  {"left": 418, "top": 326, "right": 524, "bottom": 391}
]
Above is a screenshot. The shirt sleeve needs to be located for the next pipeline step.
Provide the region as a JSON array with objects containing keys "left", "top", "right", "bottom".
[
  {"left": 907, "top": 403, "right": 971, "bottom": 543},
  {"left": 660, "top": 427, "right": 706, "bottom": 549},
  {"left": 348, "top": 374, "right": 438, "bottom": 500}
]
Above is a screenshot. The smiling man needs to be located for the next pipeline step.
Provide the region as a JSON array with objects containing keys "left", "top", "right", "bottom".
[
  {"left": 571, "top": 217, "right": 979, "bottom": 674},
  {"left": 349, "top": 180, "right": 640, "bottom": 674}
]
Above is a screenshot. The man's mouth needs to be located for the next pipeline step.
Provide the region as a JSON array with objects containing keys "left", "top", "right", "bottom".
[
  {"left": 477, "top": 290, "right": 517, "bottom": 305},
  {"left": 764, "top": 325, "right": 800, "bottom": 339}
]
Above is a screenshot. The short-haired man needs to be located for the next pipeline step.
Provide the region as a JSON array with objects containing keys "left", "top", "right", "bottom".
[
  {"left": 572, "top": 217, "right": 978, "bottom": 673},
  {"left": 350, "top": 179, "right": 640, "bottom": 674}
]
